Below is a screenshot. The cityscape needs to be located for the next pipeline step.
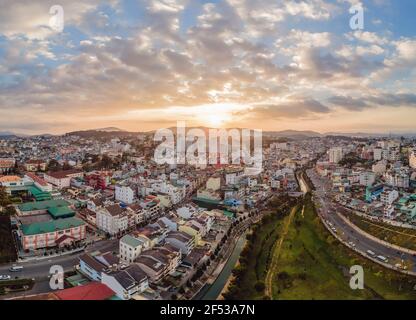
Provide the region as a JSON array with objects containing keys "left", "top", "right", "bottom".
[{"left": 1, "top": 0, "right": 416, "bottom": 304}]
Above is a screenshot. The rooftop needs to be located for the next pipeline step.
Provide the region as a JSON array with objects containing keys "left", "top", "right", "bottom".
[
  {"left": 21, "top": 217, "right": 85, "bottom": 236},
  {"left": 18, "top": 199, "right": 70, "bottom": 212},
  {"left": 54, "top": 282, "right": 115, "bottom": 300},
  {"left": 121, "top": 234, "right": 144, "bottom": 248}
]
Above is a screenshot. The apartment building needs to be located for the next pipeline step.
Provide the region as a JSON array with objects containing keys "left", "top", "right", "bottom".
[{"left": 96, "top": 204, "right": 128, "bottom": 236}]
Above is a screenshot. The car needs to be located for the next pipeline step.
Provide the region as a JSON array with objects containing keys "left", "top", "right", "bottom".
[
  {"left": 0, "top": 275, "right": 11, "bottom": 281},
  {"left": 9, "top": 265, "right": 23, "bottom": 272},
  {"left": 366, "top": 250, "right": 376, "bottom": 257},
  {"left": 348, "top": 242, "right": 356, "bottom": 248},
  {"left": 376, "top": 256, "right": 389, "bottom": 263}
]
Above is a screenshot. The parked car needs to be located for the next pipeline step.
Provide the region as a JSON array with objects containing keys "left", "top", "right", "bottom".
[{"left": 0, "top": 275, "right": 11, "bottom": 281}]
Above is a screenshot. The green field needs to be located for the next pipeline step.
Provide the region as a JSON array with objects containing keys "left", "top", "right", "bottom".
[{"left": 225, "top": 195, "right": 416, "bottom": 300}]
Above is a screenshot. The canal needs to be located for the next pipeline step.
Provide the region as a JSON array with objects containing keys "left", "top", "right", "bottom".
[{"left": 194, "top": 231, "right": 248, "bottom": 300}]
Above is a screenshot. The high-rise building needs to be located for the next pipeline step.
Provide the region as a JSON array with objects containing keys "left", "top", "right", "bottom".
[
  {"left": 373, "top": 147, "right": 383, "bottom": 161},
  {"left": 410, "top": 149, "right": 416, "bottom": 169},
  {"left": 329, "top": 147, "right": 343, "bottom": 164}
]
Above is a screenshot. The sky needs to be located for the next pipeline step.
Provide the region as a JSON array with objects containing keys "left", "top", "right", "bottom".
[{"left": 1, "top": 0, "right": 416, "bottom": 135}]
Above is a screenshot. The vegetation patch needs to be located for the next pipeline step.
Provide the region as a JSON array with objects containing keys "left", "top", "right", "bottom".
[
  {"left": 347, "top": 214, "right": 416, "bottom": 252},
  {"left": 225, "top": 193, "right": 416, "bottom": 300}
]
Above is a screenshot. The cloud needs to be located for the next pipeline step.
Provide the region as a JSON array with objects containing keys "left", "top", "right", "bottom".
[
  {"left": 329, "top": 93, "right": 416, "bottom": 111},
  {"left": 236, "top": 98, "right": 331, "bottom": 120}
]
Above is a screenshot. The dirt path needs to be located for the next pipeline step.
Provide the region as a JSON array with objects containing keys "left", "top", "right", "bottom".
[{"left": 264, "top": 205, "right": 298, "bottom": 298}]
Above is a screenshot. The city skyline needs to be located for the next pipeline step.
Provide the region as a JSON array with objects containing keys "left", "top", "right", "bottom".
[{"left": 1, "top": 0, "right": 416, "bottom": 134}]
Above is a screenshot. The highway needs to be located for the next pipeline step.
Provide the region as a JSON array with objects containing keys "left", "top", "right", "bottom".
[{"left": 305, "top": 169, "right": 416, "bottom": 273}]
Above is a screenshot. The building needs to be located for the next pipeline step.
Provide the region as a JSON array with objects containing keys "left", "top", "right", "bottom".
[
  {"left": 409, "top": 149, "right": 416, "bottom": 169},
  {"left": 0, "top": 158, "right": 15, "bottom": 173},
  {"left": 386, "top": 170, "right": 410, "bottom": 189},
  {"left": 136, "top": 246, "right": 180, "bottom": 283},
  {"left": 372, "top": 160, "right": 387, "bottom": 175},
  {"left": 44, "top": 170, "right": 83, "bottom": 188},
  {"left": 115, "top": 185, "right": 136, "bottom": 205},
  {"left": 24, "top": 160, "right": 47, "bottom": 172},
  {"left": 54, "top": 282, "right": 115, "bottom": 300},
  {"left": 373, "top": 148, "right": 383, "bottom": 161},
  {"left": 20, "top": 217, "right": 86, "bottom": 251},
  {"left": 96, "top": 204, "right": 128, "bottom": 236},
  {"left": 101, "top": 264, "right": 149, "bottom": 300},
  {"left": 0, "top": 176, "right": 25, "bottom": 190},
  {"left": 359, "top": 171, "right": 375, "bottom": 187},
  {"left": 165, "top": 231, "right": 195, "bottom": 255},
  {"left": 119, "top": 235, "right": 146, "bottom": 264},
  {"left": 329, "top": 147, "right": 343, "bottom": 164},
  {"left": 380, "top": 189, "right": 399, "bottom": 206},
  {"left": 17, "top": 199, "right": 74, "bottom": 218},
  {"left": 79, "top": 253, "right": 108, "bottom": 281},
  {"left": 365, "top": 184, "right": 384, "bottom": 203}
]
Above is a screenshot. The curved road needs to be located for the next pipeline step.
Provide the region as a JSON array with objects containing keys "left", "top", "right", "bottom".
[{"left": 305, "top": 169, "right": 416, "bottom": 273}]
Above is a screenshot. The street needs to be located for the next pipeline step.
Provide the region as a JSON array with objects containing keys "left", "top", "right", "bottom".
[{"left": 306, "top": 169, "right": 416, "bottom": 273}]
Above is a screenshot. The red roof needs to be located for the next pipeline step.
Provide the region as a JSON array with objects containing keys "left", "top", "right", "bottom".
[{"left": 55, "top": 282, "right": 115, "bottom": 300}]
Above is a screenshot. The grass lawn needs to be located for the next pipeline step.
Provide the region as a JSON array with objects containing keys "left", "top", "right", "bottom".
[
  {"left": 272, "top": 196, "right": 416, "bottom": 300},
  {"left": 347, "top": 214, "right": 416, "bottom": 251}
]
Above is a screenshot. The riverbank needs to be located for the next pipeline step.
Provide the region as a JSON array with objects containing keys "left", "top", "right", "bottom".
[
  {"left": 224, "top": 194, "right": 416, "bottom": 300},
  {"left": 193, "top": 231, "right": 248, "bottom": 300}
]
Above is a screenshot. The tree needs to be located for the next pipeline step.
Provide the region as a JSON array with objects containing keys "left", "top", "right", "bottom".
[
  {"left": 254, "top": 281, "right": 265, "bottom": 292},
  {"left": 100, "top": 155, "right": 113, "bottom": 169},
  {"left": 47, "top": 159, "right": 61, "bottom": 172},
  {"left": 0, "top": 187, "right": 11, "bottom": 207}
]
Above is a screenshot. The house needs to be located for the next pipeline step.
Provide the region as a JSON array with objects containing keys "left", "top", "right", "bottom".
[
  {"left": 54, "top": 282, "right": 115, "bottom": 300},
  {"left": 96, "top": 204, "right": 128, "bottom": 236},
  {"left": 79, "top": 253, "right": 108, "bottom": 281},
  {"left": 119, "top": 235, "right": 146, "bottom": 264},
  {"left": 136, "top": 246, "right": 180, "bottom": 283},
  {"left": 165, "top": 231, "right": 195, "bottom": 255},
  {"left": 101, "top": 264, "right": 149, "bottom": 300}
]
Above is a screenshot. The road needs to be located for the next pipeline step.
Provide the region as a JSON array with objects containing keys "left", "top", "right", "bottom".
[
  {"left": 305, "top": 169, "right": 416, "bottom": 273},
  {"left": 0, "top": 239, "right": 119, "bottom": 281}
]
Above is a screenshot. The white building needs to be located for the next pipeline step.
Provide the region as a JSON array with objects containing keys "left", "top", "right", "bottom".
[
  {"left": 386, "top": 170, "right": 410, "bottom": 189},
  {"left": 329, "top": 147, "right": 343, "bottom": 164},
  {"left": 96, "top": 204, "right": 128, "bottom": 236},
  {"left": 359, "top": 171, "right": 375, "bottom": 187},
  {"left": 409, "top": 149, "right": 416, "bottom": 169},
  {"left": 115, "top": 185, "right": 136, "bottom": 204},
  {"left": 373, "top": 148, "right": 383, "bottom": 161},
  {"left": 380, "top": 189, "right": 399, "bottom": 206},
  {"left": 119, "top": 235, "right": 146, "bottom": 264}
]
